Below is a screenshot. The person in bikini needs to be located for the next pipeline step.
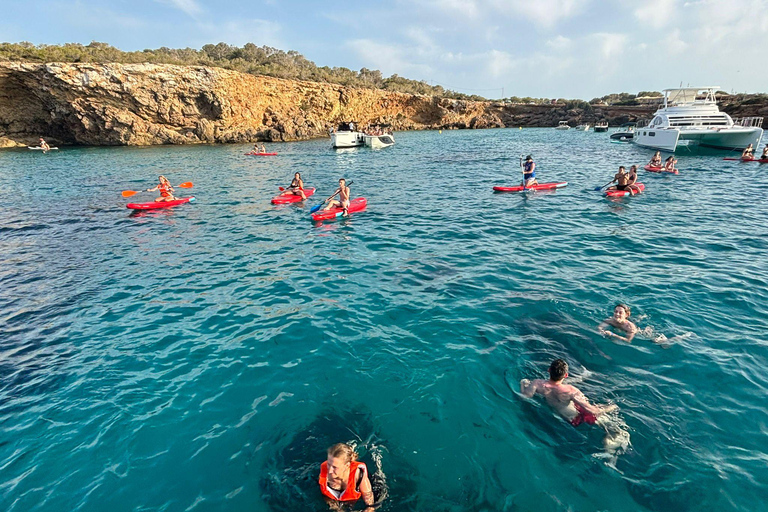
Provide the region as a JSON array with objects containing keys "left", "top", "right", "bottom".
[
  {"left": 663, "top": 156, "right": 677, "bottom": 172},
  {"left": 761, "top": 145, "right": 768, "bottom": 160},
  {"left": 146, "top": 175, "right": 176, "bottom": 202},
  {"left": 742, "top": 144, "right": 754, "bottom": 159},
  {"left": 522, "top": 155, "right": 538, "bottom": 188},
  {"left": 260, "top": 144, "right": 267, "bottom": 154},
  {"left": 648, "top": 151, "right": 662, "bottom": 167},
  {"left": 520, "top": 359, "right": 618, "bottom": 428},
  {"left": 322, "top": 178, "right": 351, "bottom": 216},
  {"left": 626, "top": 165, "right": 642, "bottom": 194},
  {"left": 284, "top": 172, "right": 307, "bottom": 200},
  {"left": 319, "top": 443, "right": 375, "bottom": 508},
  {"left": 598, "top": 304, "right": 638, "bottom": 343},
  {"left": 38, "top": 137, "right": 50, "bottom": 152}
]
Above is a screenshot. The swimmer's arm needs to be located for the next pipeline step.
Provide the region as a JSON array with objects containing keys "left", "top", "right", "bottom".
[
  {"left": 519, "top": 379, "right": 539, "bottom": 398},
  {"left": 358, "top": 466, "right": 375, "bottom": 506},
  {"left": 598, "top": 320, "right": 633, "bottom": 343},
  {"left": 571, "top": 391, "right": 601, "bottom": 416}
]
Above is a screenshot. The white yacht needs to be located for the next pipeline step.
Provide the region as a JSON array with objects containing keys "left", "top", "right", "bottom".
[
  {"left": 330, "top": 122, "right": 365, "bottom": 148},
  {"left": 364, "top": 133, "right": 395, "bottom": 149},
  {"left": 634, "top": 87, "right": 763, "bottom": 152},
  {"left": 594, "top": 122, "right": 609, "bottom": 132},
  {"left": 574, "top": 124, "right": 590, "bottom": 131},
  {"left": 556, "top": 121, "right": 570, "bottom": 130}
]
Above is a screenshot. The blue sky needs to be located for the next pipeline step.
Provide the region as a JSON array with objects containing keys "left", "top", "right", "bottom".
[{"left": 1, "top": 0, "right": 766, "bottom": 99}]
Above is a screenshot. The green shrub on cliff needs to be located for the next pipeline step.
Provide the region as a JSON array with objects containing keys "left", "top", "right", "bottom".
[{"left": 0, "top": 41, "right": 482, "bottom": 100}]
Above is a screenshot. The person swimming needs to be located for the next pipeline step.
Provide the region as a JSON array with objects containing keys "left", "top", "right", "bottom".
[
  {"left": 319, "top": 443, "right": 376, "bottom": 507},
  {"left": 146, "top": 175, "right": 176, "bottom": 202},
  {"left": 322, "top": 178, "right": 350, "bottom": 216},
  {"left": 649, "top": 151, "right": 662, "bottom": 167},
  {"left": 598, "top": 304, "right": 638, "bottom": 343},
  {"left": 522, "top": 155, "right": 538, "bottom": 188}
]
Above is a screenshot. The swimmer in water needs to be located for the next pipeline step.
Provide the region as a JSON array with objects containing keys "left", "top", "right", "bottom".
[
  {"left": 598, "top": 304, "right": 638, "bottom": 343},
  {"left": 319, "top": 443, "right": 376, "bottom": 508}
]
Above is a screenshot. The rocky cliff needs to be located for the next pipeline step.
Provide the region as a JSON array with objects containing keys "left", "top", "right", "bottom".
[{"left": 0, "top": 62, "right": 765, "bottom": 147}]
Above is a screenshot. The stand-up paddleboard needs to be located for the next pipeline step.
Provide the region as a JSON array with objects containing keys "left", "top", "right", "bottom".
[
  {"left": 271, "top": 187, "right": 316, "bottom": 204},
  {"left": 311, "top": 197, "right": 367, "bottom": 221},
  {"left": 127, "top": 197, "right": 196, "bottom": 210},
  {"left": 723, "top": 157, "right": 764, "bottom": 162},
  {"left": 245, "top": 152, "right": 278, "bottom": 156},
  {"left": 644, "top": 165, "right": 678, "bottom": 174},
  {"left": 604, "top": 184, "right": 645, "bottom": 197},
  {"left": 28, "top": 146, "right": 59, "bottom": 150},
  {"left": 493, "top": 182, "right": 568, "bottom": 193}
]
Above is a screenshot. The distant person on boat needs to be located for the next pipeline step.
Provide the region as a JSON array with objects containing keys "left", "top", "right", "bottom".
[
  {"left": 607, "top": 166, "right": 630, "bottom": 192},
  {"left": 522, "top": 155, "right": 538, "bottom": 188},
  {"left": 319, "top": 443, "right": 375, "bottom": 507},
  {"left": 349, "top": 122, "right": 355, "bottom": 132},
  {"left": 742, "top": 144, "right": 754, "bottom": 159},
  {"left": 38, "top": 137, "right": 50, "bottom": 151},
  {"left": 762, "top": 145, "right": 768, "bottom": 160},
  {"left": 285, "top": 172, "right": 307, "bottom": 200},
  {"left": 322, "top": 178, "right": 351, "bottom": 216},
  {"left": 146, "top": 175, "right": 176, "bottom": 202},
  {"left": 649, "top": 151, "right": 662, "bottom": 167},
  {"left": 664, "top": 156, "right": 677, "bottom": 172},
  {"left": 520, "top": 359, "right": 619, "bottom": 427},
  {"left": 598, "top": 304, "right": 638, "bottom": 343}
]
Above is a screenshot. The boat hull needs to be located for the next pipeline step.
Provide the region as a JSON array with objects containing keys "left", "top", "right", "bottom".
[
  {"left": 331, "top": 131, "right": 365, "bottom": 148},
  {"left": 364, "top": 135, "right": 395, "bottom": 149}
]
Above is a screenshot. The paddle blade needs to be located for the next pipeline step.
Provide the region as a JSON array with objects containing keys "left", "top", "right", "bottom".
[
  {"left": 593, "top": 186, "right": 603, "bottom": 191},
  {"left": 177, "top": 182, "right": 193, "bottom": 188},
  {"left": 309, "top": 204, "right": 322, "bottom": 214},
  {"left": 122, "top": 190, "right": 139, "bottom": 198},
  {"left": 279, "top": 187, "right": 286, "bottom": 191}
]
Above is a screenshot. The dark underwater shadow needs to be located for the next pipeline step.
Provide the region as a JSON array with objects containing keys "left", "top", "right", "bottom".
[{"left": 259, "top": 406, "right": 419, "bottom": 512}]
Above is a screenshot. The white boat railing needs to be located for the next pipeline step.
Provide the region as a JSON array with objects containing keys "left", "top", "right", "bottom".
[{"left": 734, "top": 116, "right": 764, "bottom": 128}]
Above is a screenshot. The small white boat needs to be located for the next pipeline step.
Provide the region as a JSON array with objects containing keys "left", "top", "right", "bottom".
[
  {"left": 574, "top": 124, "right": 590, "bottom": 131},
  {"left": 555, "top": 121, "right": 570, "bottom": 130},
  {"left": 330, "top": 122, "right": 365, "bottom": 148},
  {"left": 594, "top": 122, "right": 609, "bottom": 132},
  {"left": 364, "top": 133, "right": 395, "bottom": 149},
  {"left": 634, "top": 87, "right": 763, "bottom": 152},
  {"left": 28, "top": 146, "right": 59, "bottom": 150}
]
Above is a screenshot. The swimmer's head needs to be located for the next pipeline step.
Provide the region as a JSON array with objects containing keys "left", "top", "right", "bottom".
[
  {"left": 619, "top": 166, "right": 626, "bottom": 172},
  {"left": 549, "top": 359, "right": 568, "bottom": 381},
  {"left": 295, "top": 172, "right": 301, "bottom": 179},
  {"left": 614, "top": 304, "right": 630, "bottom": 320},
  {"left": 326, "top": 443, "right": 357, "bottom": 479}
]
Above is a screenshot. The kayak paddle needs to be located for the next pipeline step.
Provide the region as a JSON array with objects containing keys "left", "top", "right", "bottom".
[
  {"left": 122, "top": 182, "right": 193, "bottom": 198},
  {"left": 519, "top": 155, "right": 527, "bottom": 191},
  {"left": 594, "top": 180, "right": 613, "bottom": 191},
  {"left": 310, "top": 180, "right": 353, "bottom": 213}
]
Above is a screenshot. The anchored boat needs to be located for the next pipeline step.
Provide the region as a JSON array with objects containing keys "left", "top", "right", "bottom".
[{"left": 633, "top": 87, "right": 763, "bottom": 152}]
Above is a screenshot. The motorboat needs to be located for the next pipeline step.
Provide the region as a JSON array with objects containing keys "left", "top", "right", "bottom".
[
  {"left": 634, "top": 87, "right": 763, "bottom": 152},
  {"left": 330, "top": 122, "right": 365, "bottom": 148},
  {"left": 555, "top": 121, "right": 570, "bottom": 130},
  {"left": 594, "top": 122, "right": 609, "bottom": 132},
  {"left": 364, "top": 133, "right": 395, "bottom": 149},
  {"left": 610, "top": 123, "right": 635, "bottom": 142},
  {"left": 574, "top": 124, "right": 590, "bottom": 131}
]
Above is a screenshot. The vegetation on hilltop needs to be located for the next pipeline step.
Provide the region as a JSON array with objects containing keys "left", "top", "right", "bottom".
[{"left": 0, "top": 41, "right": 486, "bottom": 100}]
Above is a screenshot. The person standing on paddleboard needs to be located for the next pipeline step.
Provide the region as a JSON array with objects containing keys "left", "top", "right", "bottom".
[
  {"left": 742, "top": 144, "right": 754, "bottom": 159},
  {"left": 322, "top": 178, "right": 351, "bottom": 216},
  {"left": 522, "top": 155, "right": 538, "bottom": 188},
  {"left": 146, "top": 175, "right": 176, "bottom": 202}
]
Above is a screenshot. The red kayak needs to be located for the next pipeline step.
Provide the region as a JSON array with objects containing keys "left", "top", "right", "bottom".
[
  {"left": 604, "top": 184, "right": 644, "bottom": 197},
  {"left": 644, "top": 165, "right": 678, "bottom": 174},
  {"left": 127, "top": 196, "right": 196, "bottom": 210},
  {"left": 245, "top": 152, "right": 278, "bottom": 156},
  {"left": 493, "top": 182, "right": 568, "bottom": 193},
  {"left": 271, "top": 187, "right": 316, "bottom": 204},
  {"left": 311, "top": 197, "right": 367, "bottom": 221},
  {"left": 722, "top": 157, "right": 766, "bottom": 162}
]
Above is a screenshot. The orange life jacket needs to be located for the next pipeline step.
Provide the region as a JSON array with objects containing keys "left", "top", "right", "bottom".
[
  {"left": 318, "top": 461, "right": 365, "bottom": 502},
  {"left": 158, "top": 183, "right": 172, "bottom": 197}
]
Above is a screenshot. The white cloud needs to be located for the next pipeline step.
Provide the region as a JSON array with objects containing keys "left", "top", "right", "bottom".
[
  {"left": 156, "top": 0, "right": 203, "bottom": 19},
  {"left": 546, "top": 35, "right": 571, "bottom": 50},
  {"left": 663, "top": 28, "right": 688, "bottom": 54},
  {"left": 634, "top": 0, "right": 678, "bottom": 29},
  {"left": 486, "top": 49, "right": 516, "bottom": 77},
  {"left": 490, "top": 0, "right": 588, "bottom": 28}
]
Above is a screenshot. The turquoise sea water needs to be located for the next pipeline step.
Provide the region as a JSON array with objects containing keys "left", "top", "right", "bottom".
[{"left": 1, "top": 129, "right": 767, "bottom": 512}]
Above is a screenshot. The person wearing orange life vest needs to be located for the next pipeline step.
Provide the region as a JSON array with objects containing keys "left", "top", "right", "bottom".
[
  {"left": 146, "top": 175, "right": 176, "bottom": 202},
  {"left": 318, "top": 443, "right": 375, "bottom": 507}
]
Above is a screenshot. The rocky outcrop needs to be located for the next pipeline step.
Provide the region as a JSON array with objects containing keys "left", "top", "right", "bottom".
[{"left": 0, "top": 62, "right": 766, "bottom": 147}]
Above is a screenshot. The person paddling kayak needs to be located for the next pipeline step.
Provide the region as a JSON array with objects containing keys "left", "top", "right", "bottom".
[
  {"left": 648, "top": 151, "right": 662, "bottom": 167},
  {"left": 606, "top": 166, "right": 632, "bottom": 193},
  {"left": 742, "top": 144, "right": 754, "bottom": 159},
  {"left": 322, "top": 178, "right": 351, "bottom": 216},
  {"left": 522, "top": 155, "right": 538, "bottom": 188},
  {"left": 761, "top": 145, "right": 768, "bottom": 160},
  {"left": 284, "top": 172, "right": 307, "bottom": 200},
  {"left": 146, "top": 175, "right": 176, "bottom": 202},
  {"left": 663, "top": 156, "right": 677, "bottom": 172},
  {"left": 38, "top": 137, "right": 50, "bottom": 152}
]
